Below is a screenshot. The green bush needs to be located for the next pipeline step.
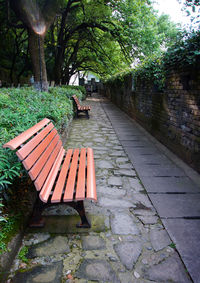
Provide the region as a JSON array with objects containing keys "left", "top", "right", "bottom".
[{"left": 60, "top": 85, "right": 86, "bottom": 99}]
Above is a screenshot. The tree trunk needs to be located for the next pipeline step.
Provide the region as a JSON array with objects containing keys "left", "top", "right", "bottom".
[
  {"left": 28, "top": 29, "right": 48, "bottom": 91},
  {"left": 54, "top": 53, "right": 63, "bottom": 85}
]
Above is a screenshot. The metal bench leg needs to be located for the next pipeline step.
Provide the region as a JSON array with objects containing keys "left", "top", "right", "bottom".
[
  {"left": 86, "top": 110, "right": 90, "bottom": 119},
  {"left": 29, "top": 196, "right": 45, "bottom": 227},
  {"left": 69, "top": 201, "right": 91, "bottom": 228},
  {"left": 30, "top": 198, "right": 91, "bottom": 228}
]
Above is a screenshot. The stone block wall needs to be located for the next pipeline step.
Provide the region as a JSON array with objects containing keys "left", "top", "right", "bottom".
[{"left": 104, "top": 67, "right": 200, "bottom": 173}]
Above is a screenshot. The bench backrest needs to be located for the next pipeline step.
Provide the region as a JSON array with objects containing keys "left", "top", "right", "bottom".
[
  {"left": 3, "top": 118, "right": 96, "bottom": 203},
  {"left": 72, "top": 95, "right": 81, "bottom": 109},
  {"left": 3, "top": 118, "right": 64, "bottom": 190}
]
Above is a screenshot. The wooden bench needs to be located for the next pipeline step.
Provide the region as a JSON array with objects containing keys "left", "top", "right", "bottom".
[
  {"left": 3, "top": 118, "right": 97, "bottom": 228},
  {"left": 72, "top": 95, "right": 91, "bottom": 119}
]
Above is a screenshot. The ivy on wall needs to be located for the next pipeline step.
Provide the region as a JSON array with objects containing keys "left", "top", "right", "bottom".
[{"left": 105, "top": 30, "right": 200, "bottom": 91}]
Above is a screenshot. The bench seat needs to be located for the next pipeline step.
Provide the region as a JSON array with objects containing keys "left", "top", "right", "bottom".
[
  {"left": 3, "top": 118, "right": 97, "bottom": 228},
  {"left": 72, "top": 95, "right": 91, "bottom": 118}
]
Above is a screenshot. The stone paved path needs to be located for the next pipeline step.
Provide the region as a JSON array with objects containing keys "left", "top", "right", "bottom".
[{"left": 7, "top": 94, "right": 195, "bottom": 283}]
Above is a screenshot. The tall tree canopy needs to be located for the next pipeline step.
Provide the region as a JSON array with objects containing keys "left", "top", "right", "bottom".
[{"left": 0, "top": 0, "right": 181, "bottom": 89}]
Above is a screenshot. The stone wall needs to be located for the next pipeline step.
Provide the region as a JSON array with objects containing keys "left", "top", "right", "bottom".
[{"left": 103, "top": 67, "right": 200, "bottom": 173}]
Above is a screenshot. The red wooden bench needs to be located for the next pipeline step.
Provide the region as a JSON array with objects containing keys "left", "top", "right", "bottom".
[
  {"left": 3, "top": 118, "right": 97, "bottom": 228},
  {"left": 72, "top": 95, "right": 91, "bottom": 119}
]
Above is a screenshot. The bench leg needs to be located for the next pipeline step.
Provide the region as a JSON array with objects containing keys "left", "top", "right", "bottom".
[
  {"left": 29, "top": 196, "right": 45, "bottom": 228},
  {"left": 29, "top": 198, "right": 90, "bottom": 228},
  {"left": 85, "top": 110, "right": 90, "bottom": 119},
  {"left": 68, "top": 201, "right": 91, "bottom": 228}
]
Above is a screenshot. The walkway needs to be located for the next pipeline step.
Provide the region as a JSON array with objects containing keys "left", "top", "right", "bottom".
[{"left": 8, "top": 94, "right": 200, "bottom": 283}]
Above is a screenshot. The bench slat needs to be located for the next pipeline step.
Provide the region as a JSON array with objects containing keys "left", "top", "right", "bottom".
[
  {"left": 39, "top": 147, "right": 65, "bottom": 203},
  {"left": 63, "top": 149, "right": 79, "bottom": 202},
  {"left": 23, "top": 129, "right": 58, "bottom": 171},
  {"left": 28, "top": 134, "right": 60, "bottom": 180},
  {"left": 3, "top": 118, "right": 50, "bottom": 150},
  {"left": 87, "top": 148, "right": 97, "bottom": 201},
  {"left": 75, "top": 148, "right": 86, "bottom": 200},
  {"left": 17, "top": 123, "right": 54, "bottom": 160},
  {"left": 51, "top": 149, "right": 73, "bottom": 203},
  {"left": 34, "top": 140, "right": 62, "bottom": 191}
]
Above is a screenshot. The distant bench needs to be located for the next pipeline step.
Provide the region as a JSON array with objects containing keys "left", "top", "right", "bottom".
[
  {"left": 3, "top": 118, "right": 97, "bottom": 228},
  {"left": 72, "top": 95, "right": 91, "bottom": 119}
]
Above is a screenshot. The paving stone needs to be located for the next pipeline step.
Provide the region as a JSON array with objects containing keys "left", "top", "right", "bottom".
[
  {"left": 111, "top": 213, "right": 140, "bottom": 235},
  {"left": 143, "top": 253, "right": 191, "bottom": 283},
  {"left": 109, "top": 151, "right": 125, "bottom": 157},
  {"left": 150, "top": 229, "right": 171, "bottom": 251},
  {"left": 124, "top": 177, "right": 144, "bottom": 191},
  {"left": 97, "top": 160, "right": 114, "bottom": 169},
  {"left": 113, "top": 146, "right": 124, "bottom": 150},
  {"left": 118, "top": 135, "right": 143, "bottom": 141},
  {"left": 116, "top": 157, "right": 129, "bottom": 163},
  {"left": 98, "top": 186, "right": 126, "bottom": 197},
  {"left": 81, "top": 236, "right": 106, "bottom": 250},
  {"left": 23, "top": 233, "right": 51, "bottom": 246},
  {"left": 12, "top": 261, "right": 63, "bottom": 283},
  {"left": 114, "top": 169, "right": 137, "bottom": 177},
  {"left": 118, "top": 272, "right": 135, "bottom": 283},
  {"left": 27, "top": 236, "right": 70, "bottom": 258},
  {"left": 114, "top": 241, "right": 142, "bottom": 270},
  {"left": 76, "top": 259, "right": 120, "bottom": 282},
  {"left": 141, "top": 176, "right": 200, "bottom": 193},
  {"left": 149, "top": 194, "right": 200, "bottom": 217},
  {"left": 134, "top": 164, "right": 186, "bottom": 177},
  {"left": 98, "top": 197, "right": 133, "bottom": 208},
  {"left": 118, "top": 163, "right": 133, "bottom": 169},
  {"left": 94, "top": 138, "right": 105, "bottom": 143},
  {"left": 120, "top": 140, "right": 154, "bottom": 148},
  {"left": 131, "top": 193, "right": 153, "bottom": 208},
  {"left": 131, "top": 153, "right": 173, "bottom": 165},
  {"left": 108, "top": 176, "right": 123, "bottom": 186},
  {"left": 124, "top": 146, "right": 160, "bottom": 157},
  {"left": 162, "top": 219, "right": 200, "bottom": 283},
  {"left": 133, "top": 208, "right": 156, "bottom": 216},
  {"left": 137, "top": 215, "right": 158, "bottom": 225}
]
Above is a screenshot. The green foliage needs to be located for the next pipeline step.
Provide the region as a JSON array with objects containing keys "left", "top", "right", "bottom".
[
  {"left": 169, "top": 242, "right": 176, "bottom": 249},
  {"left": 133, "top": 54, "right": 165, "bottom": 91},
  {"left": 106, "top": 30, "right": 200, "bottom": 91},
  {"left": 18, "top": 246, "right": 29, "bottom": 263},
  {"left": 0, "top": 214, "right": 22, "bottom": 254},
  {"left": 60, "top": 85, "right": 86, "bottom": 99},
  {"left": 163, "top": 30, "right": 200, "bottom": 68}
]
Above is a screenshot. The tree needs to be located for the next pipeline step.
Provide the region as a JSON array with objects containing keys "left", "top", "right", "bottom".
[
  {"left": 45, "top": 0, "right": 180, "bottom": 84},
  {"left": 47, "top": 0, "right": 131, "bottom": 84},
  {"left": 178, "top": 0, "right": 200, "bottom": 27},
  {"left": 10, "top": 0, "right": 65, "bottom": 91},
  {"left": 0, "top": 0, "right": 30, "bottom": 85},
  {"left": 1, "top": 0, "right": 181, "bottom": 88}
]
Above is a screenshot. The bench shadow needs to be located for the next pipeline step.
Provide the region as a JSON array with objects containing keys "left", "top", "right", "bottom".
[{"left": 26, "top": 215, "right": 106, "bottom": 234}]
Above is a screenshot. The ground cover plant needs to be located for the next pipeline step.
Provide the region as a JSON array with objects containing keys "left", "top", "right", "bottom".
[{"left": 0, "top": 86, "right": 84, "bottom": 254}]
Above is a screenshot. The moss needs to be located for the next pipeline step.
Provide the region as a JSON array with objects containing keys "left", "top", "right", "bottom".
[{"left": 0, "top": 214, "right": 23, "bottom": 255}]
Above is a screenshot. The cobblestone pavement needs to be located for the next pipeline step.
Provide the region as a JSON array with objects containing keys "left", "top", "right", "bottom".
[{"left": 8, "top": 95, "right": 192, "bottom": 283}]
